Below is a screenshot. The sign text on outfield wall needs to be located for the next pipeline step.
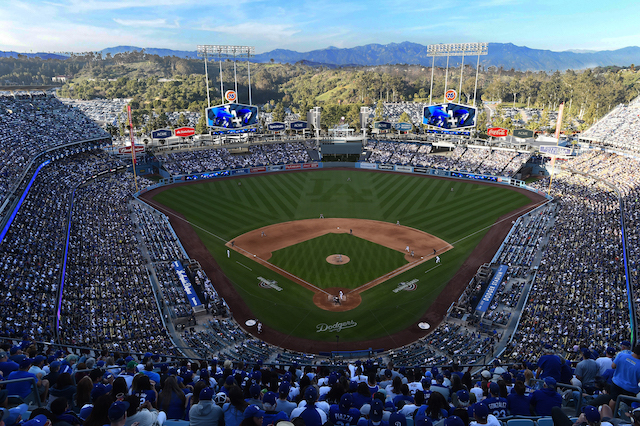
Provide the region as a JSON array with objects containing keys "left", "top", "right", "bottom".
[
  {"left": 268, "top": 122, "right": 286, "bottom": 131},
  {"left": 513, "top": 128, "right": 534, "bottom": 138},
  {"left": 151, "top": 129, "right": 172, "bottom": 139},
  {"left": 539, "top": 145, "right": 573, "bottom": 156},
  {"left": 487, "top": 127, "right": 508, "bottom": 137},
  {"left": 394, "top": 122, "right": 413, "bottom": 131},
  {"left": 374, "top": 121, "right": 392, "bottom": 130},
  {"left": 289, "top": 121, "right": 308, "bottom": 130}
]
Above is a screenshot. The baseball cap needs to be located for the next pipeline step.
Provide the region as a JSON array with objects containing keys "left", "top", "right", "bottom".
[
  {"left": 33, "top": 355, "right": 46, "bottom": 365},
  {"left": 200, "top": 387, "right": 214, "bottom": 400},
  {"left": 473, "top": 403, "right": 489, "bottom": 420},
  {"left": 279, "top": 382, "right": 290, "bottom": 394},
  {"left": 582, "top": 406, "right": 600, "bottom": 422},
  {"left": 103, "top": 372, "right": 114, "bottom": 380},
  {"left": 415, "top": 410, "right": 433, "bottom": 426},
  {"left": 339, "top": 393, "right": 354, "bottom": 411},
  {"left": 91, "top": 383, "right": 110, "bottom": 401},
  {"left": 126, "top": 361, "right": 137, "bottom": 369},
  {"left": 249, "top": 384, "right": 261, "bottom": 398},
  {"left": 304, "top": 386, "right": 318, "bottom": 402},
  {"left": 489, "top": 382, "right": 500, "bottom": 395},
  {"left": 243, "top": 405, "right": 266, "bottom": 419},
  {"left": 215, "top": 392, "right": 227, "bottom": 405},
  {"left": 369, "top": 399, "right": 384, "bottom": 422},
  {"left": 544, "top": 377, "right": 557, "bottom": 388},
  {"left": 225, "top": 375, "right": 235, "bottom": 385},
  {"left": 385, "top": 369, "right": 392, "bottom": 377},
  {"left": 480, "top": 370, "right": 491, "bottom": 379},
  {"left": 108, "top": 401, "right": 130, "bottom": 421},
  {"left": 622, "top": 341, "right": 631, "bottom": 348},
  {"left": 263, "top": 391, "right": 277, "bottom": 406},
  {"left": 328, "top": 373, "right": 338, "bottom": 385},
  {"left": 606, "top": 347, "right": 616, "bottom": 355},
  {"left": 22, "top": 414, "right": 49, "bottom": 426},
  {"left": 20, "top": 358, "right": 33, "bottom": 369},
  {"left": 456, "top": 390, "right": 469, "bottom": 403},
  {"left": 444, "top": 416, "right": 465, "bottom": 426},
  {"left": 389, "top": 413, "right": 407, "bottom": 426}
]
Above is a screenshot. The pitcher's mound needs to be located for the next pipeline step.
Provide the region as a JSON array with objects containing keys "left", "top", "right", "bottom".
[{"left": 326, "top": 254, "right": 350, "bottom": 265}]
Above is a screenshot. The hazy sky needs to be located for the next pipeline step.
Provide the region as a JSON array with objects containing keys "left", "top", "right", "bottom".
[{"left": 1, "top": 0, "right": 639, "bottom": 54}]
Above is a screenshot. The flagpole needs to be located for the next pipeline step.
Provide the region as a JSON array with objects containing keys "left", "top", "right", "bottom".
[
  {"left": 127, "top": 105, "right": 139, "bottom": 193},
  {"left": 547, "top": 102, "right": 564, "bottom": 194}
]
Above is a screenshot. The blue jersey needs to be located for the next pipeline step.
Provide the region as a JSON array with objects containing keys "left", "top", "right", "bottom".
[
  {"left": 481, "top": 397, "right": 508, "bottom": 417},
  {"left": 329, "top": 405, "right": 361, "bottom": 426}
]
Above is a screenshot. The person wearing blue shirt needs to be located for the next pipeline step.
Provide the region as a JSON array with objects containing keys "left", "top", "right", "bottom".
[
  {"left": 506, "top": 381, "right": 531, "bottom": 416},
  {"left": 608, "top": 344, "right": 640, "bottom": 410},
  {"left": 529, "top": 377, "right": 562, "bottom": 416},
  {"left": 330, "top": 394, "right": 361, "bottom": 426},
  {"left": 536, "top": 346, "right": 563, "bottom": 381},
  {"left": 481, "top": 383, "right": 508, "bottom": 418}
]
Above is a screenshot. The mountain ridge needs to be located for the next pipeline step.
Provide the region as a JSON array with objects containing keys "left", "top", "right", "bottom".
[{"left": 1, "top": 42, "right": 638, "bottom": 71}]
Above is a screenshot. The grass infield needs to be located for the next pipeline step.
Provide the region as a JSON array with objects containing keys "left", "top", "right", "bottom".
[
  {"left": 151, "top": 169, "right": 531, "bottom": 343},
  {"left": 269, "top": 233, "right": 408, "bottom": 290}
]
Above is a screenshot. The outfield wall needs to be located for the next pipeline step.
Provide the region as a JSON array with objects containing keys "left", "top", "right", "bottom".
[{"left": 138, "top": 161, "right": 551, "bottom": 200}]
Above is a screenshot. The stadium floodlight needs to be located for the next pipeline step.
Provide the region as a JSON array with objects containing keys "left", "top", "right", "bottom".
[
  {"left": 426, "top": 42, "right": 488, "bottom": 108},
  {"left": 197, "top": 45, "right": 256, "bottom": 108}
]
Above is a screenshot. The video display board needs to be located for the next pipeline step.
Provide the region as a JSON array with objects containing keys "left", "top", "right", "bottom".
[
  {"left": 423, "top": 103, "right": 476, "bottom": 130},
  {"left": 206, "top": 103, "right": 258, "bottom": 130}
]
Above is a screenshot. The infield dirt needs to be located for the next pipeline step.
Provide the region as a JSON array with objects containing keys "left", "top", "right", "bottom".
[{"left": 227, "top": 218, "right": 452, "bottom": 311}]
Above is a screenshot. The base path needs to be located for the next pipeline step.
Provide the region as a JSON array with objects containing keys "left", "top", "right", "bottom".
[{"left": 227, "top": 218, "right": 452, "bottom": 312}]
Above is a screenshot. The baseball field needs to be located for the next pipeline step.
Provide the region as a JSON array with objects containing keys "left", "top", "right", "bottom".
[{"left": 145, "top": 169, "right": 540, "bottom": 352}]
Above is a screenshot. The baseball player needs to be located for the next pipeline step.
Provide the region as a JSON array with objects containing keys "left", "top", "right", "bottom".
[
  {"left": 436, "top": 256, "right": 441, "bottom": 263},
  {"left": 405, "top": 245, "right": 410, "bottom": 252}
]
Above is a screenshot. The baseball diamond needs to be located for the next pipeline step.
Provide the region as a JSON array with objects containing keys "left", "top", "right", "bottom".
[{"left": 143, "top": 168, "right": 544, "bottom": 352}]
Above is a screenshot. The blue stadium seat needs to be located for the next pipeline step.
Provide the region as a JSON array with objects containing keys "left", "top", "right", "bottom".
[
  {"left": 536, "top": 417, "right": 553, "bottom": 426},
  {"left": 507, "top": 419, "right": 535, "bottom": 426}
]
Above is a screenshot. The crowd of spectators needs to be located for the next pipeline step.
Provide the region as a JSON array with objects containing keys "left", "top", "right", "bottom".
[
  {"left": 580, "top": 98, "right": 640, "bottom": 152},
  {"left": 8, "top": 339, "right": 636, "bottom": 426},
  {"left": 365, "top": 142, "right": 528, "bottom": 177},
  {"left": 0, "top": 94, "right": 108, "bottom": 205},
  {"left": 59, "top": 98, "right": 131, "bottom": 126},
  {"left": 157, "top": 142, "right": 311, "bottom": 175},
  {"left": 503, "top": 173, "right": 630, "bottom": 363}
]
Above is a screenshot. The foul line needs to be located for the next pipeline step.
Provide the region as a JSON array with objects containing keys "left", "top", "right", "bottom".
[
  {"left": 424, "top": 264, "right": 442, "bottom": 274},
  {"left": 236, "top": 262, "right": 252, "bottom": 271}
]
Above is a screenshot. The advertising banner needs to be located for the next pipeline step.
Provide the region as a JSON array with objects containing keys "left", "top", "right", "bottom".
[
  {"left": 374, "top": 121, "right": 392, "bottom": 130},
  {"left": 476, "top": 265, "right": 508, "bottom": 313},
  {"left": 394, "top": 122, "right": 413, "bottom": 131},
  {"left": 268, "top": 165, "right": 284, "bottom": 171},
  {"left": 414, "top": 167, "right": 429, "bottom": 173},
  {"left": 250, "top": 167, "right": 267, "bottom": 173},
  {"left": 358, "top": 163, "right": 378, "bottom": 170},
  {"left": 395, "top": 165, "right": 413, "bottom": 172},
  {"left": 487, "top": 127, "right": 508, "bottom": 137},
  {"left": 231, "top": 169, "right": 249, "bottom": 175},
  {"left": 289, "top": 121, "right": 308, "bottom": 130},
  {"left": 151, "top": 129, "right": 172, "bottom": 139},
  {"left": 268, "top": 122, "right": 286, "bottom": 131},
  {"left": 539, "top": 145, "right": 572, "bottom": 156},
  {"left": 175, "top": 127, "right": 195, "bottom": 137},
  {"left": 285, "top": 164, "right": 302, "bottom": 170},
  {"left": 118, "top": 145, "right": 144, "bottom": 155},
  {"left": 378, "top": 164, "right": 394, "bottom": 170},
  {"left": 303, "top": 163, "right": 319, "bottom": 168},
  {"left": 423, "top": 103, "right": 476, "bottom": 130},
  {"left": 206, "top": 103, "right": 258, "bottom": 130},
  {"left": 445, "top": 89, "right": 457, "bottom": 102},
  {"left": 513, "top": 128, "right": 534, "bottom": 138},
  {"left": 172, "top": 261, "right": 202, "bottom": 308}
]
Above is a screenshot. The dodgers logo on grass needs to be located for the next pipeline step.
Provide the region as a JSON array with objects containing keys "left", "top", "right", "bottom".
[
  {"left": 316, "top": 320, "right": 357, "bottom": 333},
  {"left": 392, "top": 279, "right": 418, "bottom": 293}
]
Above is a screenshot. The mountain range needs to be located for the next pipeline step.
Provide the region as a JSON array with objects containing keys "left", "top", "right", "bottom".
[{"left": 1, "top": 42, "right": 638, "bottom": 71}]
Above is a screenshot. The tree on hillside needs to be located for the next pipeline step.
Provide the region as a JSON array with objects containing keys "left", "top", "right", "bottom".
[
  {"left": 398, "top": 111, "right": 412, "bottom": 124},
  {"left": 373, "top": 101, "right": 385, "bottom": 121},
  {"left": 271, "top": 102, "right": 285, "bottom": 122}
]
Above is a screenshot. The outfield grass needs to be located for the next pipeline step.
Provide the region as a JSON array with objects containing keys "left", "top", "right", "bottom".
[
  {"left": 269, "top": 233, "right": 407, "bottom": 290},
  {"left": 152, "top": 169, "right": 531, "bottom": 343}
]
